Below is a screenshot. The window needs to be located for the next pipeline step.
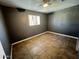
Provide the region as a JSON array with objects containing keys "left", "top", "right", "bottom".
[{"left": 28, "top": 15, "right": 40, "bottom": 26}]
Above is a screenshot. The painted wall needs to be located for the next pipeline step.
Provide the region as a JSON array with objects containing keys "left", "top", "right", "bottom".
[
  {"left": 48, "top": 5, "right": 79, "bottom": 37},
  {"left": 2, "top": 7, "right": 48, "bottom": 43},
  {"left": 0, "top": 7, "right": 10, "bottom": 59}
]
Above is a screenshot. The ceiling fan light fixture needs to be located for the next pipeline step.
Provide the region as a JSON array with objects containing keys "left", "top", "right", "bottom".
[{"left": 43, "top": 3, "right": 49, "bottom": 7}]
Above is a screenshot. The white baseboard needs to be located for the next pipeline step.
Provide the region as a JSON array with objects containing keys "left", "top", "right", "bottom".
[
  {"left": 76, "top": 39, "right": 79, "bottom": 51},
  {"left": 12, "top": 31, "right": 47, "bottom": 45},
  {"left": 11, "top": 31, "right": 79, "bottom": 57},
  {"left": 10, "top": 45, "right": 12, "bottom": 59},
  {"left": 12, "top": 31, "right": 78, "bottom": 46},
  {"left": 47, "top": 31, "right": 78, "bottom": 51},
  {"left": 47, "top": 31, "right": 78, "bottom": 40}
]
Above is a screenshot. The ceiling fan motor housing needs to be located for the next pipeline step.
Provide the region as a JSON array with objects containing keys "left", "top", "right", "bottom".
[{"left": 43, "top": 0, "right": 50, "bottom": 3}]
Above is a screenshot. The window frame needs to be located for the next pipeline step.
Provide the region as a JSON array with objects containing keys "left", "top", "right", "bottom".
[{"left": 28, "top": 15, "right": 40, "bottom": 26}]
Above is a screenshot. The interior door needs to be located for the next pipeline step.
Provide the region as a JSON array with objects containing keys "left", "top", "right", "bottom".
[{"left": 0, "top": 41, "right": 7, "bottom": 59}]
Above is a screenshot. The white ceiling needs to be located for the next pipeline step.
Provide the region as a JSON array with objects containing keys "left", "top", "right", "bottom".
[{"left": 0, "top": 0, "right": 79, "bottom": 13}]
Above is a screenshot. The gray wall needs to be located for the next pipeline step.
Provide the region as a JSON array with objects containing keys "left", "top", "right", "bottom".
[
  {"left": 0, "top": 7, "right": 10, "bottom": 58},
  {"left": 48, "top": 5, "right": 79, "bottom": 37},
  {"left": 1, "top": 5, "right": 79, "bottom": 57},
  {"left": 2, "top": 7, "right": 48, "bottom": 43}
]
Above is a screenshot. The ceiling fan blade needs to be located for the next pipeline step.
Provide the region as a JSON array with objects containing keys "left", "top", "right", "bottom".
[{"left": 38, "top": 0, "right": 65, "bottom": 7}]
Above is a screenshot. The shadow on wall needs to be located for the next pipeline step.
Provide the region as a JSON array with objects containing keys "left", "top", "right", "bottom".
[
  {"left": 48, "top": 5, "right": 79, "bottom": 37},
  {"left": 0, "top": 6, "right": 10, "bottom": 59},
  {"left": 2, "top": 6, "right": 48, "bottom": 43}
]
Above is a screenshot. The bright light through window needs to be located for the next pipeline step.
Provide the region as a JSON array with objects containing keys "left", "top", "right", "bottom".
[{"left": 28, "top": 15, "right": 40, "bottom": 26}]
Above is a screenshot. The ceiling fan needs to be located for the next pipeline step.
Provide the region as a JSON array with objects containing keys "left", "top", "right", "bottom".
[{"left": 40, "top": 0, "right": 64, "bottom": 7}]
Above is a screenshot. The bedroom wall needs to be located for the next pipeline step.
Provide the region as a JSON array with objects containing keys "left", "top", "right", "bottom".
[
  {"left": 2, "top": 6, "right": 48, "bottom": 43},
  {"left": 0, "top": 6, "right": 10, "bottom": 59},
  {"left": 48, "top": 5, "right": 79, "bottom": 37}
]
